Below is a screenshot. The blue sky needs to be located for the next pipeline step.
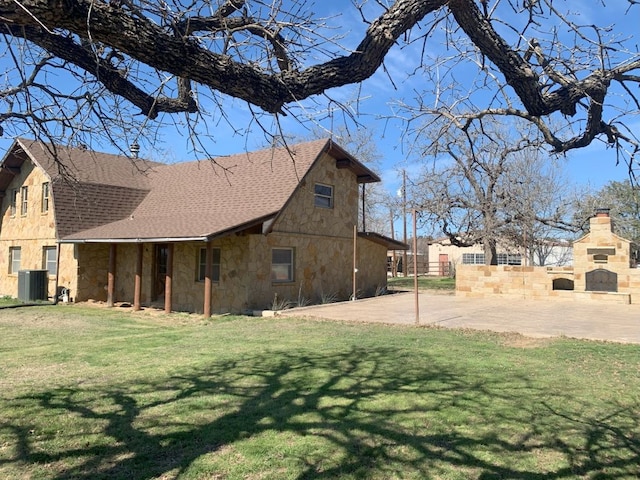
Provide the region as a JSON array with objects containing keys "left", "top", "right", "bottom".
[
  {"left": 1, "top": 1, "right": 638, "bottom": 198},
  {"left": 145, "top": 0, "right": 638, "bottom": 196}
]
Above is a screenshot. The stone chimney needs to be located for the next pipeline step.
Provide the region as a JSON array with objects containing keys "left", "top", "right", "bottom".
[{"left": 589, "top": 208, "right": 613, "bottom": 238}]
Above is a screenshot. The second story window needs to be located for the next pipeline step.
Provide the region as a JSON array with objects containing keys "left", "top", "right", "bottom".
[
  {"left": 20, "top": 186, "right": 28, "bottom": 216},
  {"left": 314, "top": 183, "right": 333, "bottom": 208},
  {"left": 41, "top": 183, "right": 50, "bottom": 213},
  {"left": 9, "top": 189, "right": 18, "bottom": 216}
]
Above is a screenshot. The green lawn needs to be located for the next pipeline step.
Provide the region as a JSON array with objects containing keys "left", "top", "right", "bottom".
[
  {"left": 388, "top": 275, "right": 456, "bottom": 291},
  {"left": 1, "top": 305, "right": 639, "bottom": 479},
  {"left": 0, "top": 296, "right": 24, "bottom": 307}
]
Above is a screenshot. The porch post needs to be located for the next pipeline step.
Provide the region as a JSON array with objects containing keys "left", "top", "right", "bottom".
[
  {"left": 133, "top": 243, "right": 143, "bottom": 311},
  {"left": 164, "top": 243, "right": 174, "bottom": 314},
  {"left": 107, "top": 243, "right": 117, "bottom": 307},
  {"left": 203, "top": 241, "right": 213, "bottom": 317}
]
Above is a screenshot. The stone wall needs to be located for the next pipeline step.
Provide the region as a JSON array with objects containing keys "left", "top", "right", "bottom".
[
  {"left": 357, "top": 239, "right": 389, "bottom": 297},
  {"left": 0, "top": 160, "right": 70, "bottom": 299},
  {"left": 273, "top": 151, "right": 359, "bottom": 238},
  {"left": 75, "top": 230, "right": 389, "bottom": 314},
  {"left": 456, "top": 213, "right": 640, "bottom": 304},
  {"left": 457, "top": 265, "right": 575, "bottom": 299}
]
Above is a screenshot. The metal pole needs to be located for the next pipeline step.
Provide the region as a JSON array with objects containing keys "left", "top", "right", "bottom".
[
  {"left": 413, "top": 209, "right": 419, "bottom": 325},
  {"left": 352, "top": 225, "right": 357, "bottom": 301},
  {"left": 402, "top": 170, "right": 407, "bottom": 277},
  {"left": 390, "top": 208, "right": 397, "bottom": 277}
]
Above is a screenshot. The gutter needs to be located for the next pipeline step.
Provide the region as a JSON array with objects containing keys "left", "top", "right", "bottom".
[{"left": 60, "top": 236, "right": 209, "bottom": 244}]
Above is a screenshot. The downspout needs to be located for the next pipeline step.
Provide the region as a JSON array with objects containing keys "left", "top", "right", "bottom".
[{"left": 53, "top": 241, "right": 62, "bottom": 304}]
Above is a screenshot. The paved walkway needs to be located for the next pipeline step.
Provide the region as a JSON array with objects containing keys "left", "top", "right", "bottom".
[{"left": 280, "top": 291, "right": 640, "bottom": 344}]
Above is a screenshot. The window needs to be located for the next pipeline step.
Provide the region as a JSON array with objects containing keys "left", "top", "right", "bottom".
[
  {"left": 496, "top": 253, "right": 522, "bottom": 265},
  {"left": 41, "top": 183, "right": 50, "bottom": 213},
  {"left": 43, "top": 246, "right": 57, "bottom": 275},
  {"left": 271, "top": 248, "right": 294, "bottom": 282},
  {"left": 462, "top": 253, "right": 522, "bottom": 265},
  {"left": 314, "top": 183, "right": 333, "bottom": 208},
  {"left": 20, "top": 186, "right": 28, "bottom": 215},
  {"left": 9, "top": 247, "right": 21, "bottom": 274},
  {"left": 9, "top": 189, "right": 18, "bottom": 216},
  {"left": 462, "top": 253, "right": 485, "bottom": 265},
  {"left": 198, "top": 247, "right": 221, "bottom": 282}
]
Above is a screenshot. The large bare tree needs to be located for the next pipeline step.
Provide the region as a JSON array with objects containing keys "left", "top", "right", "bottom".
[
  {"left": 410, "top": 119, "right": 574, "bottom": 265},
  {"left": 1, "top": 0, "right": 639, "bottom": 161}
]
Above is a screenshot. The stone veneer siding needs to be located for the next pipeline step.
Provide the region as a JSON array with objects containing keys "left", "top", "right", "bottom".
[
  {"left": 0, "top": 160, "right": 77, "bottom": 299},
  {"left": 63, "top": 150, "right": 389, "bottom": 313}
]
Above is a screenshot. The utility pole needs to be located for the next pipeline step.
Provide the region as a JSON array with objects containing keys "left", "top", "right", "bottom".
[
  {"left": 390, "top": 208, "right": 397, "bottom": 277},
  {"left": 402, "top": 170, "right": 408, "bottom": 277}
]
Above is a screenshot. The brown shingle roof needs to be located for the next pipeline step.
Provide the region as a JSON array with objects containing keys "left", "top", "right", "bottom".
[
  {"left": 0, "top": 139, "right": 160, "bottom": 238},
  {"left": 18, "top": 138, "right": 159, "bottom": 189},
  {"left": 58, "top": 138, "right": 378, "bottom": 242},
  {"left": 3, "top": 138, "right": 379, "bottom": 242}
]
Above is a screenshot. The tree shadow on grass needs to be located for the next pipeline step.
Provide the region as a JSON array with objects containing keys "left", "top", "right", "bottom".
[{"left": 4, "top": 346, "right": 640, "bottom": 479}]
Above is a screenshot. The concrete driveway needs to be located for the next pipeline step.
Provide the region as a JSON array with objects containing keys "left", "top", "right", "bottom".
[{"left": 280, "top": 291, "right": 640, "bottom": 344}]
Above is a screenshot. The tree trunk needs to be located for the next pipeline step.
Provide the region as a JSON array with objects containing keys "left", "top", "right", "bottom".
[{"left": 484, "top": 238, "right": 498, "bottom": 265}]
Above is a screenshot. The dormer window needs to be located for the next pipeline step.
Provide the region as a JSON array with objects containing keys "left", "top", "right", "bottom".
[{"left": 314, "top": 183, "right": 333, "bottom": 208}]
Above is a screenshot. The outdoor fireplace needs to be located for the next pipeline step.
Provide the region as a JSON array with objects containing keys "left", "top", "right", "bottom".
[{"left": 585, "top": 268, "right": 618, "bottom": 292}]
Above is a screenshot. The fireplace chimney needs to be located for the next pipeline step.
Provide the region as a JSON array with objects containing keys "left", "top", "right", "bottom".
[{"left": 595, "top": 208, "right": 610, "bottom": 217}]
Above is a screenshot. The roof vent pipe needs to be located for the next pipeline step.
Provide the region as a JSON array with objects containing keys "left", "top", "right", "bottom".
[{"left": 129, "top": 142, "right": 140, "bottom": 159}]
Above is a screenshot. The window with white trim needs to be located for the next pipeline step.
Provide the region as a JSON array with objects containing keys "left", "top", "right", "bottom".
[
  {"left": 462, "top": 252, "right": 522, "bottom": 265},
  {"left": 9, "top": 189, "right": 18, "bottom": 216},
  {"left": 462, "top": 253, "right": 485, "bottom": 265},
  {"left": 41, "top": 183, "right": 50, "bottom": 213},
  {"left": 43, "top": 246, "right": 57, "bottom": 275},
  {"left": 20, "top": 186, "right": 28, "bottom": 216},
  {"left": 198, "top": 247, "right": 221, "bottom": 282},
  {"left": 314, "top": 183, "right": 333, "bottom": 208},
  {"left": 9, "top": 247, "right": 21, "bottom": 274},
  {"left": 271, "top": 248, "right": 294, "bottom": 282}
]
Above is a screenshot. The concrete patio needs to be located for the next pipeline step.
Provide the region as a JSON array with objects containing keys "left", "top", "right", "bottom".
[{"left": 280, "top": 291, "right": 640, "bottom": 344}]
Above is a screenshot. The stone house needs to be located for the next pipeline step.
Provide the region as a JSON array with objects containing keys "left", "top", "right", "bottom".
[{"left": 0, "top": 138, "right": 404, "bottom": 314}]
